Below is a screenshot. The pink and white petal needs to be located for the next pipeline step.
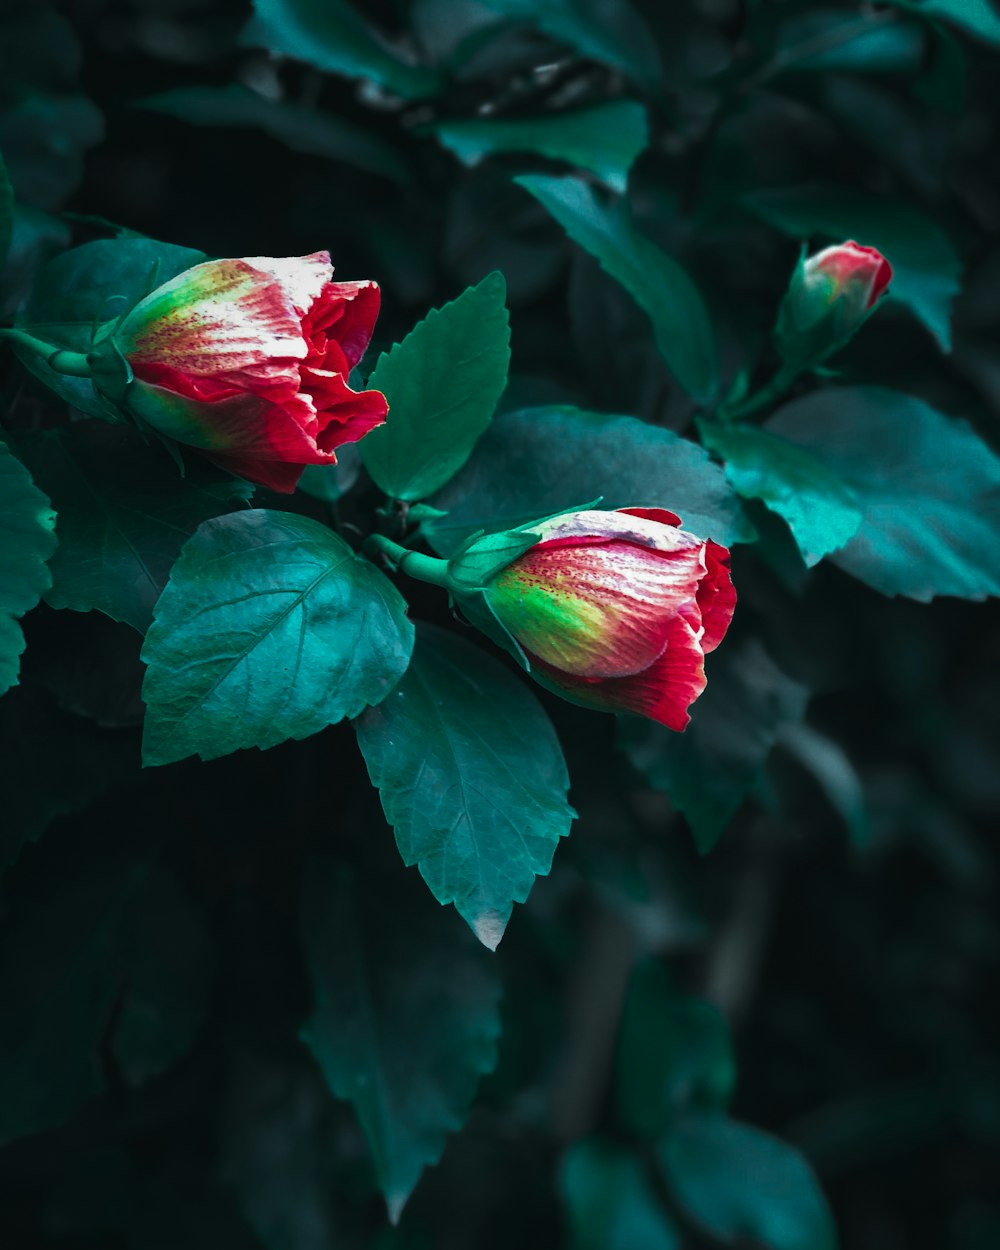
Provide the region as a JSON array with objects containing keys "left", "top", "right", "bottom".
[
  {"left": 121, "top": 258, "right": 308, "bottom": 377},
  {"left": 488, "top": 540, "right": 705, "bottom": 678},
  {"left": 697, "top": 539, "right": 736, "bottom": 654},
  {"left": 239, "top": 251, "right": 332, "bottom": 314},
  {"left": 532, "top": 508, "right": 701, "bottom": 555}
]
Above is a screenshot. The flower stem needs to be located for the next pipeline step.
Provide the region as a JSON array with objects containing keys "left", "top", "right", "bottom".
[
  {"left": 0, "top": 328, "right": 92, "bottom": 377},
  {"left": 722, "top": 364, "right": 798, "bottom": 422},
  {"left": 363, "top": 533, "right": 450, "bottom": 588}
]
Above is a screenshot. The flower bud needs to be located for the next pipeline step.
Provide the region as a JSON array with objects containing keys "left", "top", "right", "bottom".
[
  {"left": 774, "top": 240, "right": 892, "bottom": 372},
  {"left": 88, "top": 251, "right": 387, "bottom": 492},
  {"left": 447, "top": 508, "right": 735, "bottom": 730}
]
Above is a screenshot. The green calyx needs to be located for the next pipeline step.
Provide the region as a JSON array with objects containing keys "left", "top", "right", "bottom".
[{"left": 773, "top": 247, "right": 879, "bottom": 376}]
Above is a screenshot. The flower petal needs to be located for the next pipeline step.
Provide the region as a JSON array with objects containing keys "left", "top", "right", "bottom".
[
  {"left": 532, "top": 508, "right": 699, "bottom": 555},
  {"left": 305, "top": 280, "right": 381, "bottom": 372},
  {"left": 698, "top": 539, "right": 736, "bottom": 653},
  {"left": 240, "top": 251, "right": 332, "bottom": 314}
]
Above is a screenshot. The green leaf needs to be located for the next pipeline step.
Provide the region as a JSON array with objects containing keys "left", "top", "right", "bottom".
[
  {"left": 13, "top": 421, "right": 252, "bottom": 633},
  {"left": 297, "top": 443, "right": 362, "bottom": 503},
  {"left": 912, "top": 0, "right": 1000, "bottom": 45},
  {"left": 479, "top": 0, "right": 663, "bottom": 87},
  {"left": 766, "top": 386, "right": 1000, "bottom": 601},
  {"left": 698, "top": 419, "right": 861, "bottom": 567},
  {"left": 560, "top": 1139, "right": 679, "bottom": 1250},
  {"left": 778, "top": 722, "right": 869, "bottom": 849},
  {"left": 243, "top": 0, "right": 443, "bottom": 100},
  {"left": 616, "top": 960, "right": 735, "bottom": 1139},
  {"left": 137, "top": 84, "right": 408, "bottom": 183},
  {"left": 658, "top": 1114, "right": 838, "bottom": 1250},
  {"left": 772, "top": 9, "right": 925, "bottom": 73},
  {"left": 516, "top": 175, "right": 719, "bottom": 402},
  {"left": 744, "top": 184, "right": 961, "bottom": 350},
  {"left": 299, "top": 858, "right": 502, "bottom": 1221},
  {"left": 425, "top": 406, "right": 749, "bottom": 557},
  {"left": 360, "top": 272, "right": 511, "bottom": 502},
  {"left": 356, "top": 623, "right": 574, "bottom": 947},
  {"left": 432, "top": 100, "right": 647, "bottom": 193},
  {"left": 0, "top": 441, "right": 57, "bottom": 697},
  {"left": 0, "top": 147, "right": 12, "bottom": 270},
  {"left": 619, "top": 640, "right": 808, "bottom": 853},
  {"left": 141, "top": 510, "right": 414, "bottom": 766},
  {"left": 15, "top": 235, "right": 206, "bottom": 417}
]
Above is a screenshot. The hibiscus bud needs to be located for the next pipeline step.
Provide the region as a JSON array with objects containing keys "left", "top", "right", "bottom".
[
  {"left": 774, "top": 240, "right": 892, "bottom": 372},
  {"left": 87, "top": 251, "right": 387, "bottom": 492},
  {"left": 447, "top": 508, "right": 735, "bottom": 731}
]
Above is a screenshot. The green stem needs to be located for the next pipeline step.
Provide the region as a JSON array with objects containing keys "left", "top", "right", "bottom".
[
  {"left": 0, "top": 328, "right": 92, "bottom": 377},
  {"left": 363, "top": 533, "right": 450, "bottom": 588},
  {"left": 722, "top": 364, "right": 798, "bottom": 422}
]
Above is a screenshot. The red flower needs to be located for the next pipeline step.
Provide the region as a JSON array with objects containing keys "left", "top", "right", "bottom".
[
  {"left": 95, "top": 251, "right": 387, "bottom": 492},
  {"left": 805, "top": 240, "right": 892, "bottom": 310},
  {"left": 453, "top": 508, "right": 735, "bottom": 731}
]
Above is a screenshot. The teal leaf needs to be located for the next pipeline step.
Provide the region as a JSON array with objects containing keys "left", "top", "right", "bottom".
[
  {"left": 516, "top": 175, "right": 719, "bottom": 402},
  {"left": 0, "top": 441, "right": 57, "bottom": 697},
  {"left": 137, "top": 84, "right": 407, "bottom": 183},
  {"left": 361, "top": 271, "right": 511, "bottom": 501},
  {"left": 619, "top": 640, "right": 808, "bottom": 853},
  {"left": 559, "top": 1139, "right": 680, "bottom": 1250},
  {"left": 479, "top": 0, "right": 663, "bottom": 87},
  {"left": 425, "top": 405, "right": 749, "bottom": 557},
  {"left": 243, "top": 0, "right": 443, "bottom": 100},
  {"left": 698, "top": 419, "right": 861, "bottom": 567},
  {"left": 141, "top": 510, "right": 413, "bottom": 766},
  {"left": 778, "top": 722, "right": 869, "bottom": 849},
  {"left": 297, "top": 443, "right": 362, "bottom": 503},
  {"left": 14, "top": 421, "right": 252, "bottom": 633},
  {"left": 766, "top": 386, "right": 1000, "bottom": 601},
  {"left": 14, "top": 235, "right": 206, "bottom": 417},
  {"left": 299, "top": 858, "right": 502, "bottom": 1221},
  {"left": 615, "top": 959, "right": 735, "bottom": 1139},
  {"left": 913, "top": 0, "right": 1000, "bottom": 45},
  {"left": 772, "top": 9, "right": 925, "bottom": 74},
  {"left": 355, "top": 623, "right": 575, "bottom": 948},
  {"left": 432, "top": 100, "right": 647, "bottom": 193},
  {"left": 744, "top": 184, "right": 961, "bottom": 350},
  {"left": 658, "top": 1113, "right": 838, "bottom": 1250},
  {"left": 0, "top": 147, "right": 12, "bottom": 269}
]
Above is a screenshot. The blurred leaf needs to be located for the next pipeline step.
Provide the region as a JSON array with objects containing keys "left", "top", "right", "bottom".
[
  {"left": 744, "top": 184, "right": 961, "bottom": 349},
  {"left": 299, "top": 858, "right": 502, "bottom": 1220},
  {"left": 616, "top": 959, "right": 735, "bottom": 1138},
  {"left": 910, "top": 0, "right": 1000, "bottom": 45},
  {"left": 479, "top": 0, "right": 662, "bottom": 87},
  {"left": 0, "top": 203, "right": 70, "bottom": 320},
  {"left": 0, "top": 93, "right": 103, "bottom": 211},
  {"left": 297, "top": 443, "right": 362, "bottom": 503},
  {"left": 138, "top": 85, "right": 408, "bottom": 182},
  {"left": 243, "top": 0, "right": 443, "bottom": 100},
  {"left": 426, "top": 406, "right": 749, "bottom": 555},
  {"left": 355, "top": 623, "right": 574, "bottom": 948},
  {"left": 15, "top": 236, "right": 206, "bottom": 417},
  {"left": 772, "top": 10, "right": 925, "bottom": 73},
  {"left": 0, "top": 148, "right": 12, "bottom": 268},
  {"left": 432, "top": 100, "right": 647, "bottom": 193},
  {"left": 767, "top": 386, "right": 1000, "bottom": 601},
  {"left": 516, "top": 175, "right": 719, "bottom": 402},
  {"left": 141, "top": 511, "right": 413, "bottom": 766},
  {"left": 361, "top": 272, "right": 511, "bottom": 501},
  {"left": 14, "top": 422, "right": 252, "bottom": 633},
  {"left": 619, "top": 640, "right": 808, "bottom": 853},
  {"left": 698, "top": 419, "right": 861, "bottom": 567},
  {"left": 0, "top": 440, "right": 57, "bottom": 697},
  {"left": 559, "top": 1139, "right": 679, "bottom": 1250},
  {"left": 778, "top": 722, "right": 869, "bottom": 849},
  {"left": 658, "top": 1114, "right": 838, "bottom": 1250}
]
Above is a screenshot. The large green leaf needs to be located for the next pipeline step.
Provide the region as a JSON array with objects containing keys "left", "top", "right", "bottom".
[
  {"left": 772, "top": 9, "right": 925, "bottom": 74},
  {"left": 912, "top": 0, "right": 1000, "bottom": 44},
  {"left": 360, "top": 271, "right": 511, "bottom": 501},
  {"left": 141, "top": 510, "right": 413, "bottom": 766},
  {"left": 243, "top": 0, "right": 442, "bottom": 100},
  {"left": 0, "top": 441, "right": 57, "bottom": 696},
  {"left": 744, "top": 184, "right": 961, "bottom": 350},
  {"left": 615, "top": 959, "right": 735, "bottom": 1139},
  {"left": 425, "top": 405, "right": 748, "bottom": 556},
  {"left": 299, "top": 858, "right": 502, "bottom": 1221},
  {"left": 698, "top": 419, "right": 861, "bottom": 567},
  {"left": 15, "top": 235, "right": 206, "bottom": 417},
  {"left": 766, "top": 386, "right": 1000, "bottom": 601},
  {"left": 619, "top": 640, "right": 808, "bottom": 853},
  {"left": 559, "top": 1139, "right": 679, "bottom": 1250},
  {"left": 14, "top": 422, "right": 252, "bottom": 633},
  {"left": 479, "top": 0, "right": 663, "bottom": 87},
  {"left": 516, "top": 175, "right": 719, "bottom": 402},
  {"left": 356, "top": 624, "right": 574, "bottom": 948},
  {"left": 658, "top": 1114, "right": 838, "bottom": 1250},
  {"left": 0, "top": 147, "right": 12, "bottom": 269},
  {"left": 137, "top": 85, "right": 407, "bottom": 182},
  {"left": 432, "top": 100, "right": 647, "bottom": 193}
]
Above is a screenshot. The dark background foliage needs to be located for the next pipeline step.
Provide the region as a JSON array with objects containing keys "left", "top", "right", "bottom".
[{"left": 2, "top": 1, "right": 1000, "bottom": 1248}]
